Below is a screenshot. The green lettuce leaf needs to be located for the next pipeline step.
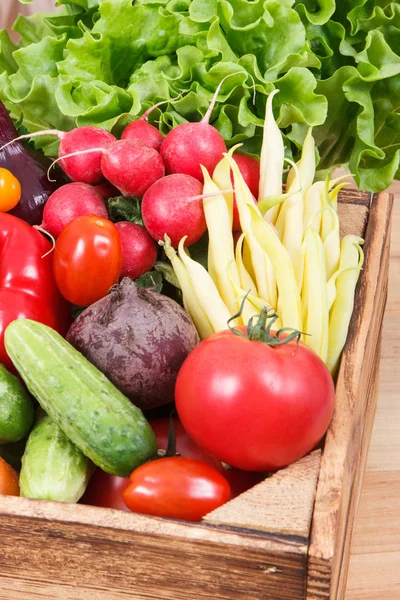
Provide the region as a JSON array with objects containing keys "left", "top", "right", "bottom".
[{"left": 3, "top": 0, "right": 397, "bottom": 191}]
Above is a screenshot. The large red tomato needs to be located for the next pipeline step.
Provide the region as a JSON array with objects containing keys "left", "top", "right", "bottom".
[
  {"left": 53, "top": 215, "right": 123, "bottom": 307},
  {"left": 175, "top": 325, "right": 335, "bottom": 472}
]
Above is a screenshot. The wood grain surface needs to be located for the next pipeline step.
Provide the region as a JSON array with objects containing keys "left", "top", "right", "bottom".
[
  {"left": 346, "top": 191, "right": 400, "bottom": 600},
  {"left": 306, "top": 192, "right": 393, "bottom": 600}
]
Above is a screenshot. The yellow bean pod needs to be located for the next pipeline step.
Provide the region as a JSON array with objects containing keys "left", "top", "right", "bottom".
[
  {"left": 162, "top": 237, "right": 214, "bottom": 339},
  {"left": 327, "top": 235, "right": 364, "bottom": 374},
  {"left": 275, "top": 128, "right": 316, "bottom": 290},
  {"left": 258, "top": 89, "right": 285, "bottom": 225},
  {"left": 224, "top": 151, "right": 278, "bottom": 308},
  {"left": 201, "top": 166, "right": 240, "bottom": 314},
  {"left": 247, "top": 203, "right": 302, "bottom": 331},
  {"left": 212, "top": 156, "right": 233, "bottom": 227},
  {"left": 301, "top": 228, "right": 329, "bottom": 362},
  {"left": 178, "top": 238, "right": 232, "bottom": 333}
]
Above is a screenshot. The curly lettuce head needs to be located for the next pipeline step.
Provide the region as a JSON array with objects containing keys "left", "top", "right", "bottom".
[{"left": 0, "top": 0, "right": 399, "bottom": 191}]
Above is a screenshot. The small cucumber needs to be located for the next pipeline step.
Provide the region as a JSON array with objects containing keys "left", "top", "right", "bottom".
[
  {"left": 20, "top": 413, "right": 92, "bottom": 503},
  {"left": 5, "top": 319, "right": 157, "bottom": 476},
  {"left": 0, "top": 364, "right": 34, "bottom": 443}
]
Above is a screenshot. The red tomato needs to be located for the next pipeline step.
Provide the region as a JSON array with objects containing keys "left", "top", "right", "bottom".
[
  {"left": 53, "top": 215, "right": 123, "bottom": 306},
  {"left": 80, "top": 470, "right": 130, "bottom": 512},
  {"left": 80, "top": 417, "right": 224, "bottom": 511},
  {"left": 150, "top": 417, "right": 224, "bottom": 472},
  {"left": 123, "top": 457, "right": 231, "bottom": 521},
  {"left": 224, "top": 468, "right": 266, "bottom": 499},
  {"left": 175, "top": 326, "right": 335, "bottom": 472}
]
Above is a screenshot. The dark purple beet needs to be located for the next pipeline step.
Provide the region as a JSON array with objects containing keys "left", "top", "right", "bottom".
[
  {"left": 66, "top": 278, "right": 200, "bottom": 410},
  {"left": 0, "top": 101, "right": 65, "bottom": 225}
]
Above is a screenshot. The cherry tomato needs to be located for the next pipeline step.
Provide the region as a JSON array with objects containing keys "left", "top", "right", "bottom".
[
  {"left": 175, "top": 326, "right": 335, "bottom": 472},
  {"left": 53, "top": 215, "right": 123, "bottom": 306},
  {"left": 0, "top": 457, "right": 19, "bottom": 496},
  {"left": 123, "top": 457, "right": 231, "bottom": 521},
  {"left": 150, "top": 417, "right": 224, "bottom": 472},
  {"left": 81, "top": 470, "right": 130, "bottom": 512},
  {"left": 80, "top": 417, "right": 224, "bottom": 511},
  {"left": 0, "top": 168, "right": 21, "bottom": 213}
]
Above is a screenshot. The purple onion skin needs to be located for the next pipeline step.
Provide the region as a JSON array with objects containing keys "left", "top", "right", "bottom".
[{"left": 0, "top": 101, "right": 66, "bottom": 225}]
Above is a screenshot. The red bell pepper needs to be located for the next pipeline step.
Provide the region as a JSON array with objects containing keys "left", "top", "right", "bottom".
[{"left": 0, "top": 213, "right": 70, "bottom": 371}]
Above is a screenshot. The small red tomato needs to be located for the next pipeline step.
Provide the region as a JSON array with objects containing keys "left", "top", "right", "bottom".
[
  {"left": 53, "top": 215, "right": 123, "bottom": 306},
  {"left": 149, "top": 417, "right": 224, "bottom": 472},
  {"left": 123, "top": 457, "right": 231, "bottom": 521},
  {"left": 81, "top": 469, "right": 130, "bottom": 512}
]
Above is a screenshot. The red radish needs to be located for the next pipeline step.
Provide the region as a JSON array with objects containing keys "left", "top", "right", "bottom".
[
  {"left": 41, "top": 182, "right": 108, "bottom": 238},
  {"left": 231, "top": 155, "right": 260, "bottom": 232},
  {"left": 0, "top": 126, "right": 116, "bottom": 185},
  {"left": 121, "top": 95, "right": 187, "bottom": 151},
  {"left": 159, "top": 78, "right": 233, "bottom": 182},
  {"left": 142, "top": 174, "right": 206, "bottom": 247},
  {"left": 232, "top": 154, "right": 260, "bottom": 198},
  {"left": 122, "top": 120, "right": 164, "bottom": 152},
  {"left": 115, "top": 222, "right": 158, "bottom": 280},
  {"left": 101, "top": 139, "right": 165, "bottom": 198},
  {"left": 94, "top": 181, "right": 120, "bottom": 200}
]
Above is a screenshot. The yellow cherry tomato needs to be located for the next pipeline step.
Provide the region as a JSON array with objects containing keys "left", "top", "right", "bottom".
[{"left": 0, "top": 168, "right": 22, "bottom": 212}]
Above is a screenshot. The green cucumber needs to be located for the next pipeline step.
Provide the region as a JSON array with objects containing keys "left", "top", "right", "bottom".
[
  {"left": 20, "top": 413, "right": 92, "bottom": 503},
  {"left": 5, "top": 319, "right": 157, "bottom": 477},
  {"left": 0, "top": 364, "right": 34, "bottom": 443}
]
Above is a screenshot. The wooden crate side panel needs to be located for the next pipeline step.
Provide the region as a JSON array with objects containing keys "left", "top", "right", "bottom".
[
  {"left": 306, "top": 192, "right": 393, "bottom": 600},
  {"left": 205, "top": 451, "right": 321, "bottom": 538},
  {"left": 0, "top": 504, "right": 307, "bottom": 600}
]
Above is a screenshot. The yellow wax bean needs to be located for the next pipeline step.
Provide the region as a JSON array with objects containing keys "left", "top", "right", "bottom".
[
  {"left": 202, "top": 167, "right": 240, "bottom": 314},
  {"left": 327, "top": 236, "right": 364, "bottom": 374},
  {"left": 321, "top": 205, "right": 340, "bottom": 280},
  {"left": 212, "top": 156, "right": 234, "bottom": 227},
  {"left": 304, "top": 181, "right": 324, "bottom": 231},
  {"left": 235, "top": 233, "right": 258, "bottom": 297},
  {"left": 228, "top": 262, "right": 259, "bottom": 326},
  {"left": 301, "top": 228, "right": 329, "bottom": 362},
  {"left": 247, "top": 203, "right": 302, "bottom": 331},
  {"left": 224, "top": 151, "right": 278, "bottom": 308},
  {"left": 275, "top": 128, "right": 316, "bottom": 290},
  {"left": 178, "top": 238, "right": 232, "bottom": 333},
  {"left": 162, "top": 238, "right": 214, "bottom": 339},
  {"left": 258, "top": 90, "right": 285, "bottom": 225}
]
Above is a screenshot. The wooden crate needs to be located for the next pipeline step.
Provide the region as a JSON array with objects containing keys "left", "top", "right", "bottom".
[{"left": 0, "top": 189, "right": 393, "bottom": 600}]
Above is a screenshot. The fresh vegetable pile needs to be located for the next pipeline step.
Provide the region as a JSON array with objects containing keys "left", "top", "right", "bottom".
[
  {"left": 0, "top": 3, "right": 370, "bottom": 523},
  {"left": 1, "top": 0, "right": 399, "bottom": 192}
]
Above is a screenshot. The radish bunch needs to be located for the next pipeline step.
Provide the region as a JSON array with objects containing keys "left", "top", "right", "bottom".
[{"left": 1, "top": 81, "right": 260, "bottom": 286}]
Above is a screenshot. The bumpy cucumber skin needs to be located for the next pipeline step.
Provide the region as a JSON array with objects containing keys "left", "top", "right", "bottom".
[
  {"left": 0, "top": 364, "right": 34, "bottom": 443},
  {"left": 5, "top": 319, "right": 158, "bottom": 476},
  {"left": 20, "top": 414, "right": 92, "bottom": 503}
]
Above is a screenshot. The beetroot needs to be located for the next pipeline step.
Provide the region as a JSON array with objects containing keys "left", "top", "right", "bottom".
[
  {"left": 66, "top": 278, "right": 200, "bottom": 410},
  {"left": 41, "top": 182, "right": 108, "bottom": 238}
]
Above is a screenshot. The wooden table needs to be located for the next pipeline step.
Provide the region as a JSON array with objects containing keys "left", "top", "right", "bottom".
[{"left": 346, "top": 188, "right": 400, "bottom": 599}]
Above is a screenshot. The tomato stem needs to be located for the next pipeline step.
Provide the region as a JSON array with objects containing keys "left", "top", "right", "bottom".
[{"left": 228, "top": 294, "right": 303, "bottom": 347}]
